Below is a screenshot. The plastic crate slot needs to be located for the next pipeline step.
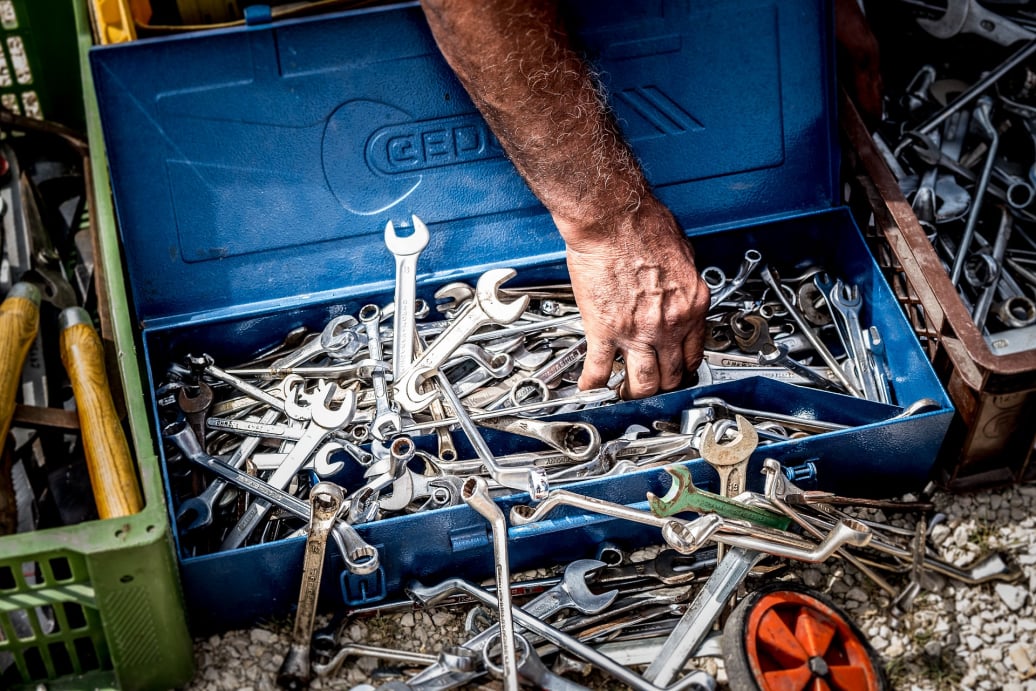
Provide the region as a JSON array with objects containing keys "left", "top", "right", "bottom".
[
  {"left": 0, "top": 50, "right": 11, "bottom": 87},
  {"left": 22, "top": 644, "right": 45, "bottom": 679},
  {"left": 73, "top": 635, "right": 100, "bottom": 671},
  {"left": 5, "top": 35, "right": 28, "bottom": 84},
  {"left": 0, "top": 565, "right": 14, "bottom": 590},
  {"left": 62, "top": 602, "right": 87, "bottom": 630},
  {"left": 19, "top": 89, "right": 38, "bottom": 118},
  {"left": 49, "top": 557, "right": 72, "bottom": 583},
  {"left": 1, "top": 92, "right": 17, "bottom": 113},
  {"left": 47, "top": 640, "right": 74, "bottom": 677}
]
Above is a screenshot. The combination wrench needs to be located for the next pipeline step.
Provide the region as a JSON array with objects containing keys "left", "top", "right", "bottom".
[{"left": 277, "top": 482, "right": 344, "bottom": 690}]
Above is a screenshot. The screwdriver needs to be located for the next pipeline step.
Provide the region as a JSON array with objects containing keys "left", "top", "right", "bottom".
[
  {"left": 0, "top": 283, "right": 40, "bottom": 534},
  {"left": 59, "top": 306, "right": 143, "bottom": 518}
]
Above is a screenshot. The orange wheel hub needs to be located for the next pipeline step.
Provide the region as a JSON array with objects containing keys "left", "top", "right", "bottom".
[{"left": 743, "top": 590, "right": 881, "bottom": 691}]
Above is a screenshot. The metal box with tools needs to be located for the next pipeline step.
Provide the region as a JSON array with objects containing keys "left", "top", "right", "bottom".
[{"left": 88, "top": 0, "right": 954, "bottom": 634}]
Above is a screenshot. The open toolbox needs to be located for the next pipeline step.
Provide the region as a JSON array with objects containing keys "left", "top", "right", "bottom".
[{"left": 88, "top": 0, "right": 954, "bottom": 634}]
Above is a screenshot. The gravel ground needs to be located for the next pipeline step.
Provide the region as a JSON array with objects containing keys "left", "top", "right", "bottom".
[{"left": 184, "top": 483, "right": 1036, "bottom": 690}]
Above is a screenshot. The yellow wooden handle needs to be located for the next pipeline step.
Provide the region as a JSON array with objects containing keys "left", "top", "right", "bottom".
[
  {"left": 0, "top": 283, "right": 41, "bottom": 444},
  {"left": 59, "top": 307, "right": 143, "bottom": 518}
]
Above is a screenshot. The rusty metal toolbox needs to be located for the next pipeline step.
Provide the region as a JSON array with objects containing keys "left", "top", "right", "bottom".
[
  {"left": 88, "top": 0, "right": 953, "bottom": 633},
  {"left": 842, "top": 94, "right": 1036, "bottom": 491}
]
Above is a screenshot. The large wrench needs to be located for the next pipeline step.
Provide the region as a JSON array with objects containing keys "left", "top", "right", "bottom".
[
  {"left": 699, "top": 415, "right": 758, "bottom": 500},
  {"left": 394, "top": 268, "right": 529, "bottom": 413},
  {"left": 918, "top": 0, "right": 1034, "bottom": 46},
  {"left": 385, "top": 215, "right": 430, "bottom": 380},
  {"left": 277, "top": 482, "right": 344, "bottom": 690}
]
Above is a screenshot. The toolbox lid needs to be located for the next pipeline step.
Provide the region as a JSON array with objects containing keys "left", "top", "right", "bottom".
[{"left": 90, "top": 0, "right": 837, "bottom": 325}]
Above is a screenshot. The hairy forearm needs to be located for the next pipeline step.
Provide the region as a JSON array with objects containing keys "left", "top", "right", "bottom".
[{"left": 420, "top": 0, "right": 649, "bottom": 236}]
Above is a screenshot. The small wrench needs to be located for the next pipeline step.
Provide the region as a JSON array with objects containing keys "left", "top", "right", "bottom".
[
  {"left": 699, "top": 415, "right": 758, "bottom": 499},
  {"left": 277, "top": 482, "right": 344, "bottom": 690},
  {"left": 359, "top": 303, "right": 402, "bottom": 440}
]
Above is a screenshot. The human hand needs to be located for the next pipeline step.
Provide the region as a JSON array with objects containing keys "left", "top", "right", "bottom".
[{"left": 558, "top": 197, "right": 710, "bottom": 400}]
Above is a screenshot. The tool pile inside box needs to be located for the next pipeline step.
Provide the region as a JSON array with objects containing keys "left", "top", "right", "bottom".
[{"left": 83, "top": 0, "right": 965, "bottom": 687}]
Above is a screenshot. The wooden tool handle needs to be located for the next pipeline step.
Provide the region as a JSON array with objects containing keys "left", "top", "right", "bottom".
[
  {"left": 59, "top": 307, "right": 143, "bottom": 518},
  {"left": 0, "top": 283, "right": 41, "bottom": 444}
]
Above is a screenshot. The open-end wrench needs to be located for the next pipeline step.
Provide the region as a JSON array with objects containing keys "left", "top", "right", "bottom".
[
  {"left": 359, "top": 304, "right": 402, "bottom": 440},
  {"left": 385, "top": 215, "right": 430, "bottom": 381},
  {"left": 917, "top": 0, "right": 1034, "bottom": 46},
  {"left": 699, "top": 415, "right": 757, "bottom": 500},
  {"left": 278, "top": 482, "right": 344, "bottom": 690},
  {"left": 647, "top": 464, "right": 790, "bottom": 530},
  {"left": 220, "top": 378, "right": 355, "bottom": 551},
  {"left": 394, "top": 269, "right": 529, "bottom": 413},
  {"left": 759, "top": 267, "right": 861, "bottom": 396},
  {"left": 827, "top": 279, "right": 880, "bottom": 402}
]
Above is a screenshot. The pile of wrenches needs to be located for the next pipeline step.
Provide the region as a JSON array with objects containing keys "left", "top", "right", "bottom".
[
  {"left": 156, "top": 215, "right": 896, "bottom": 559},
  {"left": 303, "top": 430, "right": 1020, "bottom": 690},
  {"left": 870, "top": 0, "right": 1036, "bottom": 347}
]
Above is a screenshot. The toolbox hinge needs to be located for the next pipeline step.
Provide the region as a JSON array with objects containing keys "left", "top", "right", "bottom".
[{"left": 244, "top": 5, "right": 273, "bottom": 26}]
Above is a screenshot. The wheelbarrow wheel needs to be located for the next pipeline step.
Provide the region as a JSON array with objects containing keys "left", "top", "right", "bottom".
[{"left": 722, "top": 582, "right": 888, "bottom": 691}]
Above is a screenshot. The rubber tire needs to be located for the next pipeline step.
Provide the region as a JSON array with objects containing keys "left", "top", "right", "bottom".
[{"left": 722, "top": 582, "right": 889, "bottom": 691}]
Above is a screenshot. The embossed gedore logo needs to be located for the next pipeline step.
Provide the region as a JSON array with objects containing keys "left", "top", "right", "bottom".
[{"left": 367, "top": 115, "right": 504, "bottom": 174}]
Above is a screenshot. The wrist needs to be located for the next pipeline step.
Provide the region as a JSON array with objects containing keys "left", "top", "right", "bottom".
[{"left": 554, "top": 194, "right": 684, "bottom": 253}]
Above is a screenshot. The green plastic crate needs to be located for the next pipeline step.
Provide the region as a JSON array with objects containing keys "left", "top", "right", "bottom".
[
  {"left": 0, "top": 1, "right": 193, "bottom": 689},
  {"left": 0, "top": 0, "right": 85, "bottom": 129}
]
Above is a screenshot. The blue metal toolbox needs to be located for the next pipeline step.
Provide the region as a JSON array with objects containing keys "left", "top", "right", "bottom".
[{"left": 89, "top": 0, "right": 954, "bottom": 633}]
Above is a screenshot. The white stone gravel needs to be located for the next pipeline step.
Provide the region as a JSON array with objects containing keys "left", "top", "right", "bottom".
[{"left": 185, "top": 484, "right": 1036, "bottom": 690}]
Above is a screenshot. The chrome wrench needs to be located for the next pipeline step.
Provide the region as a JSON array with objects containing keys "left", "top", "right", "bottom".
[
  {"left": 385, "top": 215, "right": 430, "bottom": 380},
  {"left": 359, "top": 303, "right": 402, "bottom": 440},
  {"left": 394, "top": 268, "right": 529, "bottom": 413}
]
